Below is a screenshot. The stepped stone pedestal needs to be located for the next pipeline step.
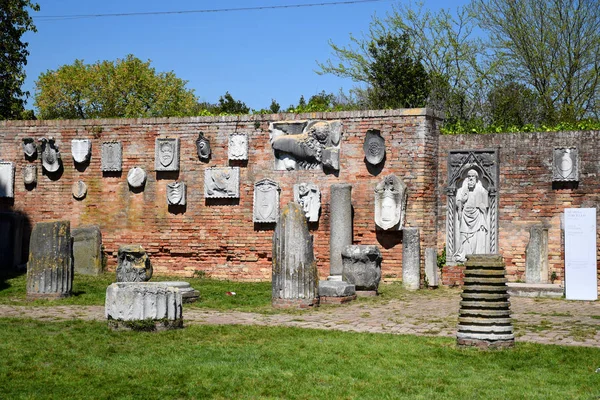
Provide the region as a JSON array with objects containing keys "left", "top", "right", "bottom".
[
  {"left": 105, "top": 282, "right": 183, "bottom": 331},
  {"left": 457, "top": 254, "right": 514, "bottom": 349}
]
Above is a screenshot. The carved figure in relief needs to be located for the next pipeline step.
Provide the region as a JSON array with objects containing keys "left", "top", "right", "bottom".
[
  {"left": 196, "top": 132, "right": 211, "bottom": 160},
  {"left": 205, "top": 167, "right": 239, "bottom": 198},
  {"left": 160, "top": 141, "right": 175, "bottom": 167},
  {"left": 39, "top": 137, "right": 61, "bottom": 172},
  {"left": 455, "top": 169, "right": 489, "bottom": 262},
  {"left": 374, "top": 174, "right": 407, "bottom": 230},
  {"left": 167, "top": 182, "right": 186, "bottom": 205},
  {"left": 294, "top": 183, "right": 320, "bottom": 222}
]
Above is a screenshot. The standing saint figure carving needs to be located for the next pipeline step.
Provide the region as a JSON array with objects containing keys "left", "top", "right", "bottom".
[{"left": 455, "top": 169, "right": 489, "bottom": 262}]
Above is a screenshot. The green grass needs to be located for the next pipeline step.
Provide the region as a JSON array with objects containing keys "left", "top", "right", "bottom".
[{"left": 0, "top": 319, "right": 598, "bottom": 399}]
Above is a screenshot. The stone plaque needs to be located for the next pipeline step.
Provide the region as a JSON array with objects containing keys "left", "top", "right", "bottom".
[
  {"left": 22, "top": 138, "right": 37, "bottom": 158},
  {"left": 445, "top": 150, "right": 499, "bottom": 264},
  {"left": 72, "top": 225, "right": 103, "bottom": 276},
  {"left": 0, "top": 162, "right": 15, "bottom": 198},
  {"left": 204, "top": 167, "right": 240, "bottom": 199},
  {"left": 553, "top": 147, "right": 578, "bottom": 181},
  {"left": 71, "top": 139, "right": 92, "bottom": 164},
  {"left": 155, "top": 138, "right": 180, "bottom": 171},
  {"left": 363, "top": 129, "right": 385, "bottom": 165},
  {"left": 564, "top": 208, "right": 597, "bottom": 300},
  {"left": 23, "top": 165, "right": 37, "bottom": 185},
  {"left": 72, "top": 180, "right": 87, "bottom": 200},
  {"left": 293, "top": 183, "right": 320, "bottom": 222},
  {"left": 228, "top": 133, "right": 248, "bottom": 161},
  {"left": 269, "top": 120, "right": 343, "bottom": 171},
  {"left": 127, "top": 167, "right": 147, "bottom": 188},
  {"left": 253, "top": 179, "right": 280, "bottom": 223},
  {"left": 196, "top": 132, "right": 211, "bottom": 160},
  {"left": 39, "top": 137, "right": 61, "bottom": 172},
  {"left": 101, "top": 141, "right": 122, "bottom": 172},
  {"left": 167, "top": 182, "right": 186, "bottom": 206},
  {"left": 374, "top": 174, "right": 407, "bottom": 230}
]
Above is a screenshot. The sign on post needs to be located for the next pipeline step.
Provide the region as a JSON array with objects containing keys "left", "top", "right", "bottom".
[{"left": 564, "top": 208, "right": 598, "bottom": 300}]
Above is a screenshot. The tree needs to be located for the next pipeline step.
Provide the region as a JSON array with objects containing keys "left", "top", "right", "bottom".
[
  {"left": 34, "top": 55, "right": 198, "bottom": 119},
  {"left": 216, "top": 92, "right": 249, "bottom": 114},
  {"left": 0, "top": 1, "right": 39, "bottom": 120},
  {"left": 486, "top": 80, "right": 541, "bottom": 128}
]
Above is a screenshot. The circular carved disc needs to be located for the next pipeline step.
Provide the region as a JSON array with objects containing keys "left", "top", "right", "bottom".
[{"left": 127, "top": 167, "right": 147, "bottom": 188}]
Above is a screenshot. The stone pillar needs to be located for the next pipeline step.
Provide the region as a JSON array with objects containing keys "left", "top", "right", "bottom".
[
  {"left": 342, "top": 245, "right": 382, "bottom": 295},
  {"left": 525, "top": 226, "right": 549, "bottom": 283},
  {"left": 457, "top": 254, "right": 514, "bottom": 349},
  {"left": 425, "top": 248, "right": 439, "bottom": 287},
  {"left": 72, "top": 225, "right": 103, "bottom": 276},
  {"left": 329, "top": 183, "right": 352, "bottom": 278},
  {"left": 26, "top": 220, "right": 72, "bottom": 299},
  {"left": 402, "top": 227, "right": 420, "bottom": 290},
  {"left": 272, "top": 202, "right": 319, "bottom": 309}
]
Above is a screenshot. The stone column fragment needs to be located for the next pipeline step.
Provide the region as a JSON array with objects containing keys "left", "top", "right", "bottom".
[
  {"left": 525, "top": 226, "right": 549, "bottom": 283},
  {"left": 329, "top": 183, "right": 352, "bottom": 277},
  {"left": 425, "top": 248, "right": 439, "bottom": 287},
  {"left": 402, "top": 228, "right": 421, "bottom": 290}
]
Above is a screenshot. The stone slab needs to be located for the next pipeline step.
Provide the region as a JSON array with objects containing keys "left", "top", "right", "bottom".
[
  {"left": 506, "top": 283, "right": 564, "bottom": 298},
  {"left": 72, "top": 225, "right": 103, "bottom": 276},
  {"left": 318, "top": 280, "right": 356, "bottom": 297},
  {"left": 402, "top": 228, "right": 420, "bottom": 290}
]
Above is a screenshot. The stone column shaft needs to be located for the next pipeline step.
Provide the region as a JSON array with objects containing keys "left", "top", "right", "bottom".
[{"left": 329, "top": 184, "right": 352, "bottom": 277}]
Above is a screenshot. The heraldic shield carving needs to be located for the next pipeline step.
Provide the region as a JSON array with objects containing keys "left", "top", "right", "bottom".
[
  {"left": 374, "top": 174, "right": 407, "bottom": 230},
  {"left": 71, "top": 139, "right": 92, "bottom": 164},
  {"left": 39, "top": 137, "right": 61, "bottom": 173},
  {"left": 229, "top": 133, "right": 248, "bottom": 161},
  {"left": 552, "top": 147, "right": 578, "bottom": 181},
  {"left": 364, "top": 129, "right": 385, "bottom": 165},
  {"left": 22, "top": 138, "right": 37, "bottom": 159},
  {"left": 155, "top": 138, "right": 180, "bottom": 171},
  {"left": 253, "top": 179, "right": 280, "bottom": 223},
  {"left": 23, "top": 165, "right": 37, "bottom": 185},
  {"left": 167, "top": 181, "right": 186, "bottom": 206},
  {"left": 196, "top": 132, "right": 211, "bottom": 160}
]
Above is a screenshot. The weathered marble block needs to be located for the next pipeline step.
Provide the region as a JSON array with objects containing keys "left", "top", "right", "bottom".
[
  {"left": 22, "top": 138, "right": 37, "bottom": 158},
  {"left": 40, "top": 137, "right": 61, "bottom": 173},
  {"left": 72, "top": 225, "right": 103, "bottom": 276},
  {"left": 167, "top": 182, "right": 186, "bottom": 206},
  {"left": 116, "top": 245, "right": 153, "bottom": 282},
  {"left": 71, "top": 139, "right": 92, "bottom": 164},
  {"left": 525, "top": 226, "right": 549, "bottom": 283},
  {"left": 156, "top": 281, "right": 199, "bottom": 303},
  {"left": 72, "top": 180, "right": 87, "bottom": 200},
  {"left": 553, "top": 147, "right": 578, "bottom": 181},
  {"left": 26, "top": 220, "right": 72, "bottom": 299},
  {"left": 105, "top": 282, "right": 183, "bottom": 331},
  {"left": 425, "top": 248, "right": 439, "bottom": 287},
  {"left": 23, "top": 165, "right": 37, "bottom": 185},
  {"left": 364, "top": 129, "right": 385, "bottom": 165},
  {"left": 341, "top": 245, "right": 382, "bottom": 291},
  {"left": 375, "top": 174, "right": 407, "bottom": 230},
  {"left": 196, "top": 132, "right": 211, "bottom": 160},
  {"left": 127, "top": 167, "right": 147, "bottom": 188},
  {"left": 330, "top": 183, "right": 353, "bottom": 277},
  {"left": 402, "top": 228, "right": 421, "bottom": 290}
]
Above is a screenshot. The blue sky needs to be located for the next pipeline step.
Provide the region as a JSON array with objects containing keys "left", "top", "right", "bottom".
[{"left": 23, "top": 0, "right": 466, "bottom": 111}]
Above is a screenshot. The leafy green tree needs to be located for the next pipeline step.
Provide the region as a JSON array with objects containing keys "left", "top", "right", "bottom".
[
  {"left": 269, "top": 99, "right": 281, "bottom": 113},
  {"left": 216, "top": 92, "right": 250, "bottom": 114},
  {"left": 0, "top": 1, "right": 39, "bottom": 120},
  {"left": 487, "top": 80, "right": 541, "bottom": 128},
  {"left": 34, "top": 55, "right": 198, "bottom": 119}
]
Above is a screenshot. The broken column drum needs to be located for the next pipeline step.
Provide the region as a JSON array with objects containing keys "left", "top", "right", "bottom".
[
  {"left": 330, "top": 183, "right": 352, "bottom": 277},
  {"left": 457, "top": 254, "right": 514, "bottom": 348}
]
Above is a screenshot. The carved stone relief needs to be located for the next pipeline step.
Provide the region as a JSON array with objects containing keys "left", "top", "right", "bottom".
[
  {"left": 23, "top": 165, "right": 37, "bottom": 185},
  {"left": 71, "top": 139, "right": 92, "bottom": 164},
  {"left": 445, "top": 150, "right": 499, "bottom": 264},
  {"left": 196, "top": 132, "right": 211, "bottom": 160},
  {"left": 22, "top": 138, "right": 37, "bottom": 159},
  {"left": 553, "top": 147, "right": 578, "bottom": 181},
  {"left": 167, "top": 182, "right": 186, "bottom": 206},
  {"left": 228, "top": 133, "right": 248, "bottom": 161},
  {"left": 116, "top": 245, "right": 153, "bottom": 282},
  {"left": 364, "top": 129, "right": 385, "bottom": 165},
  {"left": 293, "top": 183, "right": 321, "bottom": 222},
  {"left": 155, "top": 138, "right": 180, "bottom": 171},
  {"left": 101, "top": 141, "right": 122, "bottom": 172},
  {"left": 269, "top": 120, "right": 343, "bottom": 170},
  {"left": 374, "top": 174, "right": 407, "bottom": 230},
  {"left": 0, "top": 162, "right": 15, "bottom": 198},
  {"left": 204, "top": 167, "right": 240, "bottom": 198},
  {"left": 253, "top": 179, "right": 280, "bottom": 223},
  {"left": 39, "top": 137, "right": 61, "bottom": 173},
  {"left": 72, "top": 180, "right": 87, "bottom": 200},
  {"left": 127, "top": 167, "right": 147, "bottom": 188}
]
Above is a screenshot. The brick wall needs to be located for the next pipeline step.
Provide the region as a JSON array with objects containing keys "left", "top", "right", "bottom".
[{"left": 0, "top": 109, "right": 441, "bottom": 280}]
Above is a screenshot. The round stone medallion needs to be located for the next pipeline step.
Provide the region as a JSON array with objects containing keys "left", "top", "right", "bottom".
[
  {"left": 72, "top": 180, "right": 87, "bottom": 200},
  {"left": 127, "top": 167, "right": 147, "bottom": 188}
]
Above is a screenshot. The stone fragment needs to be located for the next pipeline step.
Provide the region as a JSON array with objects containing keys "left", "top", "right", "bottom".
[
  {"left": 127, "top": 167, "right": 147, "bottom": 188},
  {"left": 72, "top": 180, "right": 87, "bottom": 200},
  {"left": 228, "top": 132, "right": 248, "bottom": 160},
  {"left": 167, "top": 182, "right": 186, "bottom": 206},
  {"left": 204, "top": 167, "right": 240, "bottom": 198},
  {"left": 402, "top": 227, "right": 420, "bottom": 290},
  {"left": 0, "top": 212, "right": 24, "bottom": 270},
  {"left": 101, "top": 141, "right": 122, "bottom": 172},
  {"left": 363, "top": 129, "right": 385, "bottom": 165},
  {"left": 72, "top": 225, "right": 103, "bottom": 276},
  {"left": 553, "top": 147, "right": 578, "bottom": 181},
  {"left": 318, "top": 280, "right": 356, "bottom": 297},
  {"left": 425, "top": 248, "right": 439, "bottom": 287},
  {"left": 0, "top": 162, "right": 15, "bottom": 198},
  {"left": 22, "top": 138, "right": 37, "bottom": 159},
  {"left": 341, "top": 245, "right": 382, "bottom": 291},
  {"left": 253, "top": 179, "right": 280, "bottom": 223},
  {"left": 26, "top": 220, "right": 72, "bottom": 299},
  {"left": 23, "top": 165, "right": 37, "bottom": 185},
  {"left": 71, "top": 139, "right": 92, "bottom": 164},
  {"left": 39, "top": 137, "right": 61, "bottom": 173},
  {"left": 155, "top": 137, "right": 180, "bottom": 171},
  {"left": 105, "top": 282, "right": 183, "bottom": 331},
  {"left": 272, "top": 202, "right": 319, "bottom": 308},
  {"left": 155, "top": 281, "right": 199, "bottom": 303},
  {"left": 196, "top": 132, "right": 211, "bottom": 160},
  {"left": 329, "top": 183, "right": 353, "bottom": 277},
  {"left": 374, "top": 174, "right": 407, "bottom": 230},
  {"left": 321, "top": 148, "right": 339, "bottom": 170},
  {"left": 293, "top": 183, "right": 320, "bottom": 222},
  {"left": 525, "top": 226, "right": 549, "bottom": 283},
  {"left": 116, "top": 245, "right": 153, "bottom": 282}
]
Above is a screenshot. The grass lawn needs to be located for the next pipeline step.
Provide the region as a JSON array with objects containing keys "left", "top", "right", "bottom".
[{"left": 0, "top": 319, "right": 598, "bottom": 399}]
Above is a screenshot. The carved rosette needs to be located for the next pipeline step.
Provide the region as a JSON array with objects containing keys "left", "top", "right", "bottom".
[
  {"left": 253, "top": 179, "right": 280, "bottom": 223},
  {"left": 228, "top": 133, "right": 248, "bottom": 161},
  {"left": 101, "top": 141, "right": 122, "bottom": 172},
  {"left": 552, "top": 147, "right": 578, "bottom": 181},
  {"left": 155, "top": 138, "right": 180, "bottom": 171},
  {"left": 374, "top": 174, "right": 407, "bottom": 230},
  {"left": 363, "top": 129, "right": 385, "bottom": 165}
]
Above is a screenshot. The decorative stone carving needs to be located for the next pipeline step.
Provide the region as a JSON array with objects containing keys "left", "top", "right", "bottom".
[
  {"left": 0, "top": 162, "right": 15, "bottom": 198},
  {"left": 22, "top": 138, "right": 37, "bottom": 158},
  {"left": 253, "top": 179, "right": 280, "bottom": 223},
  {"left": 72, "top": 180, "right": 87, "bottom": 200},
  {"left": 167, "top": 182, "right": 186, "bottom": 206},
  {"left": 127, "top": 167, "right": 147, "bottom": 188},
  {"left": 363, "top": 129, "right": 385, "bottom": 165},
  {"left": 39, "top": 137, "right": 61, "bottom": 172},
  {"left": 72, "top": 225, "right": 103, "bottom": 276},
  {"left": 101, "top": 141, "right": 122, "bottom": 172},
  {"left": 269, "top": 120, "right": 343, "bottom": 171},
  {"left": 196, "top": 132, "right": 211, "bottom": 160},
  {"left": 553, "top": 147, "right": 578, "bottom": 181},
  {"left": 445, "top": 150, "right": 499, "bottom": 265},
  {"left": 272, "top": 202, "right": 319, "bottom": 308},
  {"left": 402, "top": 227, "right": 421, "bottom": 290},
  {"left": 293, "top": 183, "right": 320, "bottom": 222},
  {"left": 228, "top": 133, "right": 248, "bottom": 161},
  {"left": 105, "top": 282, "right": 183, "bottom": 331},
  {"left": 116, "top": 245, "right": 153, "bottom": 282},
  {"left": 204, "top": 167, "right": 240, "bottom": 199},
  {"left": 71, "top": 139, "right": 92, "bottom": 164},
  {"left": 155, "top": 138, "right": 180, "bottom": 171},
  {"left": 26, "top": 220, "right": 73, "bottom": 299},
  {"left": 374, "top": 174, "right": 408, "bottom": 230},
  {"left": 341, "top": 245, "right": 382, "bottom": 292},
  {"left": 23, "top": 165, "right": 37, "bottom": 185}
]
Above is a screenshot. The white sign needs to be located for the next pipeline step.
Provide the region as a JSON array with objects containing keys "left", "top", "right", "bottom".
[{"left": 564, "top": 208, "right": 598, "bottom": 300}]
